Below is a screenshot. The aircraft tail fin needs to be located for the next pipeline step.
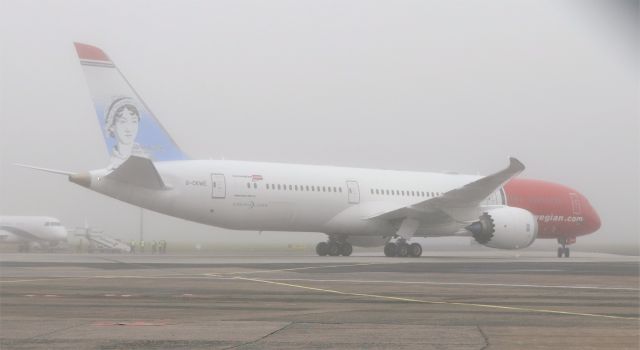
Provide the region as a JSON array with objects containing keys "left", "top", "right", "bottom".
[{"left": 73, "top": 43, "right": 189, "bottom": 170}]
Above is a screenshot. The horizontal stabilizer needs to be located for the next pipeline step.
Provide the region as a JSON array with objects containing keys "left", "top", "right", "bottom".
[
  {"left": 14, "top": 163, "right": 75, "bottom": 176},
  {"left": 106, "top": 156, "right": 166, "bottom": 190}
]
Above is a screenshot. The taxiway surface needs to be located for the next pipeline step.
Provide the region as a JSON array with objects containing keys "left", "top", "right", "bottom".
[{"left": 1, "top": 252, "right": 638, "bottom": 349}]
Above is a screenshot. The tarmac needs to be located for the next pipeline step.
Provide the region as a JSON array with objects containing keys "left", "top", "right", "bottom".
[{"left": 1, "top": 251, "right": 638, "bottom": 349}]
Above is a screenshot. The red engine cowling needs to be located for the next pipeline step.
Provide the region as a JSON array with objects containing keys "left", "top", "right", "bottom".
[{"left": 467, "top": 207, "right": 538, "bottom": 249}]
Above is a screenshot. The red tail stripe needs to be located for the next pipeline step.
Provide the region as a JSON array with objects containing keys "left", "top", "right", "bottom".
[{"left": 74, "top": 42, "right": 110, "bottom": 62}]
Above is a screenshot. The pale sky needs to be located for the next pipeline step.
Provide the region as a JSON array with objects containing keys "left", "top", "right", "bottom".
[{"left": 0, "top": 0, "right": 638, "bottom": 247}]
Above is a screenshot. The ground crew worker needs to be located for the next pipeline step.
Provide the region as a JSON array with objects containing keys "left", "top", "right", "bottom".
[
  {"left": 130, "top": 241, "right": 136, "bottom": 254},
  {"left": 139, "top": 240, "right": 145, "bottom": 253},
  {"left": 152, "top": 240, "right": 158, "bottom": 254}
]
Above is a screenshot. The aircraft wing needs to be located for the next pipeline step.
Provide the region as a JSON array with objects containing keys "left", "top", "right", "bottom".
[
  {"left": 0, "top": 226, "right": 42, "bottom": 241},
  {"left": 367, "top": 158, "right": 525, "bottom": 234}
]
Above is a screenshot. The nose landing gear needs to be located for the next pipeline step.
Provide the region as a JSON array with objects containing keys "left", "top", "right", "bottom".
[
  {"left": 557, "top": 237, "right": 573, "bottom": 258},
  {"left": 384, "top": 239, "right": 422, "bottom": 258}
]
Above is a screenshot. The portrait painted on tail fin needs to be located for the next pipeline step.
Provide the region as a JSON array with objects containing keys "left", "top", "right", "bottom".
[{"left": 104, "top": 96, "right": 150, "bottom": 170}]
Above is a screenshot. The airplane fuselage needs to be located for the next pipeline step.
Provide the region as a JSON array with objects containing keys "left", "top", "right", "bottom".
[
  {"left": 0, "top": 216, "right": 68, "bottom": 245},
  {"left": 74, "top": 159, "right": 600, "bottom": 247}
]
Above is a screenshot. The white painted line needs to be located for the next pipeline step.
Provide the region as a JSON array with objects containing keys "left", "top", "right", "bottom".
[
  {"left": 0, "top": 277, "right": 90, "bottom": 283},
  {"left": 1, "top": 275, "right": 213, "bottom": 284},
  {"left": 2, "top": 270, "right": 635, "bottom": 292},
  {"left": 219, "top": 262, "right": 378, "bottom": 275},
  {"left": 260, "top": 278, "right": 639, "bottom": 291},
  {"left": 234, "top": 276, "right": 638, "bottom": 321}
]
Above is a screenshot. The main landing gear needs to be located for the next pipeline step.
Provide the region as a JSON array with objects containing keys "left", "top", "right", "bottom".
[
  {"left": 557, "top": 237, "right": 571, "bottom": 258},
  {"left": 384, "top": 239, "right": 422, "bottom": 258},
  {"left": 316, "top": 240, "right": 353, "bottom": 257},
  {"left": 18, "top": 243, "right": 31, "bottom": 253}
]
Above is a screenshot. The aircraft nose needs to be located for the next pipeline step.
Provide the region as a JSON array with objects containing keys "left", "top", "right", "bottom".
[
  {"left": 582, "top": 195, "right": 601, "bottom": 234},
  {"left": 58, "top": 227, "right": 69, "bottom": 241}
]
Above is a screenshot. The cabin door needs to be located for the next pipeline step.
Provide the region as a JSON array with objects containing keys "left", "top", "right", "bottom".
[
  {"left": 346, "top": 181, "right": 360, "bottom": 204},
  {"left": 211, "top": 173, "right": 226, "bottom": 198}
]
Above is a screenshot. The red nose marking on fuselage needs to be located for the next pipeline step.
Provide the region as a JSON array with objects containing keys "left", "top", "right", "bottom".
[{"left": 504, "top": 178, "right": 600, "bottom": 240}]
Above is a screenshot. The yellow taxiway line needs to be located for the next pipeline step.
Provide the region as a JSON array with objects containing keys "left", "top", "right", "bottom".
[{"left": 234, "top": 276, "right": 638, "bottom": 321}]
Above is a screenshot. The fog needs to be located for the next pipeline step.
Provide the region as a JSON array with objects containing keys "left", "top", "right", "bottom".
[{"left": 1, "top": 0, "right": 638, "bottom": 249}]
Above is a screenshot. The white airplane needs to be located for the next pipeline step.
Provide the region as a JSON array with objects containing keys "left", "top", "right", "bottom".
[
  {"left": 18, "top": 43, "right": 601, "bottom": 257},
  {"left": 0, "top": 216, "right": 68, "bottom": 252}
]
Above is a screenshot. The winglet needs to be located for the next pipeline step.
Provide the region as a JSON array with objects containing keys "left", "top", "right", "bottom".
[{"left": 509, "top": 157, "right": 525, "bottom": 173}]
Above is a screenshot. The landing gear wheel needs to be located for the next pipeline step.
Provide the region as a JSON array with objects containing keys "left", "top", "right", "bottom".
[
  {"left": 409, "top": 243, "right": 422, "bottom": 257},
  {"left": 563, "top": 247, "right": 570, "bottom": 258},
  {"left": 316, "top": 242, "right": 329, "bottom": 256},
  {"left": 328, "top": 242, "right": 340, "bottom": 256},
  {"left": 397, "top": 243, "right": 409, "bottom": 257},
  {"left": 339, "top": 243, "right": 353, "bottom": 256},
  {"left": 384, "top": 243, "right": 397, "bottom": 257}
]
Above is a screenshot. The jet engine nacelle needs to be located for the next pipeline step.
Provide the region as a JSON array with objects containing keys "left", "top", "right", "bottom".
[{"left": 467, "top": 207, "right": 538, "bottom": 250}]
